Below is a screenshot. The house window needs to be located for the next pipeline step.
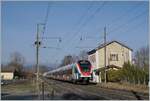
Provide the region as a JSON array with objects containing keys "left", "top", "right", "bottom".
[{"left": 110, "top": 54, "right": 118, "bottom": 61}]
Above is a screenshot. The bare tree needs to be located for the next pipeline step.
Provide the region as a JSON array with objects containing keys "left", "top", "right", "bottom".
[
  {"left": 134, "top": 46, "right": 149, "bottom": 85},
  {"left": 60, "top": 55, "right": 76, "bottom": 66},
  {"left": 134, "top": 45, "right": 149, "bottom": 68},
  {"left": 8, "top": 52, "right": 25, "bottom": 78}
]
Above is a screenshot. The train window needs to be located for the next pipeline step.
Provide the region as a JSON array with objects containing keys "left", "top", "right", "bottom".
[
  {"left": 80, "top": 64, "right": 90, "bottom": 72},
  {"left": 78, "top": 60, "right": 91, "bottom": 72}
]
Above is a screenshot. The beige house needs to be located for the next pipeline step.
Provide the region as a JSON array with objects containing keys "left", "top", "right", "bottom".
[
  {"left": 1, "top": 71, "right": 14, "bottom": 80},
  {"left": 88, "top": 40, "right": 133, "bottom": 83}
]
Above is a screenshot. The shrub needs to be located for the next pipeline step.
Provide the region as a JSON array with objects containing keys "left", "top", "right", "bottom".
[
  {"left": 121, "top": 61, "right": 149, "bottom": 85},
  {"left": 107, "top": 69, "right": 122, "bottom": 82},
  {"left": 98, "top": 61, "right": 149, "bottom": 85}
]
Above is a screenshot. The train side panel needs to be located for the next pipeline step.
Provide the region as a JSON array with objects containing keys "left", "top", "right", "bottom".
[{"left": 44, "top": 60, "right": 93, "bottom": 83}]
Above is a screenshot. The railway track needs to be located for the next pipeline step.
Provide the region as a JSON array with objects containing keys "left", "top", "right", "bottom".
[
  {"left": 42, "top": 78, "right": 108, "bottom": 100},
  {"left": 42, "top": 78, "right": 149, "bottom": 100}
]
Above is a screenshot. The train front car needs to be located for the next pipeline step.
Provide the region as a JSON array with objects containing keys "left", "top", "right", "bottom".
[{"left": 73, "top": 60, "right": 92, "bottom": 83}]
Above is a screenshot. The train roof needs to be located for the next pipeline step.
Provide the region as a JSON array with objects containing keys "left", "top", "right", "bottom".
[
  {"left": 43, "top": 60, "right": 91, "bottom": 76},
  {"left": 45, "top": 63, "right": 75, "bottom": 74}
]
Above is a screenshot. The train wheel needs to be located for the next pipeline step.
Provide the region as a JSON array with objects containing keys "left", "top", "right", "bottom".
[{"left": 72, "top": 79, "right": 77, "bottom": 84}]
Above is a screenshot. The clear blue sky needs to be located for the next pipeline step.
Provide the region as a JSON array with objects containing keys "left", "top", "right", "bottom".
[{"left": 2, "top": 1, "right": 149, "bottom": 66}]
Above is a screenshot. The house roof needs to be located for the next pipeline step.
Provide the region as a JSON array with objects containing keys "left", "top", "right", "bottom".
[{"left": 87, "top": 40, "right": 133, "bottom": 55}]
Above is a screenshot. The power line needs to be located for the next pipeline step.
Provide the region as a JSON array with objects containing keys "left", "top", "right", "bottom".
[
  {"left": 108, "top": 2, "right": 144, "bottom": 26},
  {"left": 79, "top": 36, "right": 103, "bottom": 41},
  {"left": 74, "top": 2, "right": 94, "bottom": 27},
  {"left": 76, "top": 36, "right": 103, "bottom": 52},
  {"left": 42, "top": 46, "right": 61, "bottom": 50},
  {"left": 75, "top": 46, "right": 96, "bottom": 50},
  {"left": 40, "top": 2, "right": 62, "bottom": 64},
  {"left": 91, "top": 2, "right": 145, "bottom": 39},
  {"left": 51, "top": 2, "right": 94, "bottom": 63},
  {"left": 112, "top": 18, "right": 147, "bottom": 38},
  {"left": 62, "top": 1, "right": 106, "bottom": 56},
  {"left": 109, "top": 10, "right": 148, "bottom": 34},
  {"left": 63, "top": 2, "right": 144, "bottom": 55},
  {"left": 40, "top": 2, "right": 51, "bottom": 46},
  {"left": 64, "top": 2, "right": 146, "bottom": 63},
  {"left": 42, "top": 2, "right": 51, "bottom": 36},
  {"left": 44, "top": 3, "right": 51, "bottom": 25},
  {"left": 40, "top": 36, "right": 62, "bottom": 42},
  {"left": 47, "top": 2, "right": 147, "bottom": 66},
  {"left": 60, "top": 2, "right": 94, "bottom": 44},
  {"left": 59, "top": 2, "right": 94, "bottom": 43},
  {"left": 74, "top": 1, "right": 106, "bottom": 37},
  {"left": 69, "top": 2, "right": 105, "bottom": 40},
  {"left": 55, "top": 1, "right": 106, "bottom": 64}
]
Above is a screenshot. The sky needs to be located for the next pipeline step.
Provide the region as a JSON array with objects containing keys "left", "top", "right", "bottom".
[{"left": 1, "top": 1, "right": 149, "bottom": 66}]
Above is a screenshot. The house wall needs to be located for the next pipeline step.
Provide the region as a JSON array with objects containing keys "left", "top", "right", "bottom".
[
  {"left": 88, "top": 41, "right": 132, "bottom": 83},
  {"left": 97, "top": 42, "right": 132, "bottom": 68},
  {"left": 1, "top": 72, "right": 14, "bottom": 80}
]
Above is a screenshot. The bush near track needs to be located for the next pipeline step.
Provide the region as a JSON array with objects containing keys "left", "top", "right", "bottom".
[{"left": 101, "top": 62, "right": 149, "bottom": 85}]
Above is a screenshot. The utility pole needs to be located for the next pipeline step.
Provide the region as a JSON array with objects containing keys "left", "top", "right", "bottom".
[
  {"left": 34, "top": 23, "right": 61, "bottom": 99},
  {"left": 35, "top": 23, "right": 41, "bottom": 99},
  {"left": 104, "top": 27, "right": 107, "bottom": 83}
]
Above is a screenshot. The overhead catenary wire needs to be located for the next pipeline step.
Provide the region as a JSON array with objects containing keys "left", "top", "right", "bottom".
[
  {"left": 52, "top": 2, "right": 105, "bottom": 63},
  {"left": 51, "top": 2, "right": 94, "bottom": 63},
  {"left": 64, "top": 2, "right": 147, "bottom": 58},
  {"left": 74, "top": 2, "right": 94, "bottom": 27},
  {"left": 42, "top": 2, "right": 51, "bottom": 35},
  {"left": 40, "top": 2, "right": 63, "bottom": 63},
  {"left": 51, "top": 3, "right": 94, "bottom": 64},
  {"left": 93, "top": 2, "right": 146, "bottom": 36},
  {"left": 108, "top": 2, "right": 144, "bottom": 26},
  {"left": 44, "top": 3, "right": 51, "bottom": 25},
  {"left": 53, "top": 2, "right": 109, "bottom": 63},
  {"left": 40, "top": 2, "right": 51, "bottom": 44},
  {"left": 111, "top": 17, "right": 147, "bottom": 38},
  {"left": 35, "top": 2, "right": 61, "bottom": 71},
  {"left": 42, "top": 46, "right": 61, "bottom": 50},
  {"left": 73, "top": 1, "right": 106, "bottom": 38},
  {"left": 108, "top": 10, "right": 148, "bottom": 34},
  {"left": 62, "top": 1, "right": 106, "bottom": 55},
  {"left": 43, "top": 2, "right": 148, "bottom": 66}
]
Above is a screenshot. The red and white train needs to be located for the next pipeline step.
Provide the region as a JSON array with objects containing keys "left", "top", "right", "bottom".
[{"left": 43, "top": 60, "right": 93, "bottom": 83}]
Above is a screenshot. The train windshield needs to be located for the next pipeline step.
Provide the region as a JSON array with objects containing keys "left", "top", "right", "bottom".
[{"left": 78, "top": 60, "right": 91, "bottom": 72}]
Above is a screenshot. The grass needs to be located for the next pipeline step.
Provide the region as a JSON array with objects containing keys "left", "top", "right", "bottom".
[
  {"left": 1, "top": 79, "right": 36, "bottom": 94},
  {"left": 1, "top": 79, "right": 63, "bottom": 97},
  {"left": 97, "top": 82, "right": 149, "bottom": 94}
]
